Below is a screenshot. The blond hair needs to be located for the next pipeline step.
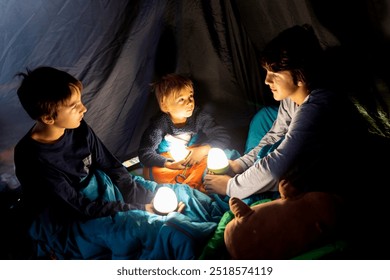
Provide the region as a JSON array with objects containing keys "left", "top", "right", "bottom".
[{"left": 151, "top": 73, "right": 193, "bottom": 113}]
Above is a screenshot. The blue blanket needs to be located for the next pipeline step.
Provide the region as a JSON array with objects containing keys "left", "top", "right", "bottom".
[{"left": 30, "top": 171, "right": 224, "bottom": 260}]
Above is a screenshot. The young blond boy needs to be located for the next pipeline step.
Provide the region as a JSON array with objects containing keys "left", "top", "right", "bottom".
[{"left": 138, "top": 73, "right": 230, "bottom": 193}]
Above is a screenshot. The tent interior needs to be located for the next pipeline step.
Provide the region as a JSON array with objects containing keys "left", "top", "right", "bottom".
[{"left": 1, "top": 0, "right": 390, "bottom": 260}]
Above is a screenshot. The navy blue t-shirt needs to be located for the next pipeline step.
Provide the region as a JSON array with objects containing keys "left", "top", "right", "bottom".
[{"left": 14, "top": 120, "right": 153, "bottom": 224}]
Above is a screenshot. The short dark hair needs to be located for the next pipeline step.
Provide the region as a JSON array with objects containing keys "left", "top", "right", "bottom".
[
  {"left": 16, "top": 66, "right": 83, "bottom": 120},
  {"left": 260, "top": 24, "right": 326, "bottom": 90}
]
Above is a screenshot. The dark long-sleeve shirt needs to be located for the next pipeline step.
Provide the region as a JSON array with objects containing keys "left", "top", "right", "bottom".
[
  {"left": 14, "top": 120, "right": 154, "bottom": 224},
  {"left": 138, "top": 107, "right": 231, "bottom": 167}
]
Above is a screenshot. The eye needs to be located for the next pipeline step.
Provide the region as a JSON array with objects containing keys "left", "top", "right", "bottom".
[
  {"left": 268, "top": 72, "right": 280, "bottom": 80},
  {"left": 71, "top": 102, "right": 82, "bottom": 110}
]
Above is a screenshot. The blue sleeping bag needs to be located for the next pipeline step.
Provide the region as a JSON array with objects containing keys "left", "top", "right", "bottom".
[{"left": 29, "top": 170, "right": 224, "bottom": 260}]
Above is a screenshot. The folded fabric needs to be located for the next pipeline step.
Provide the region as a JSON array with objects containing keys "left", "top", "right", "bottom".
[{"left": 30, "top": 170, "right": 224, "bottom": 259}]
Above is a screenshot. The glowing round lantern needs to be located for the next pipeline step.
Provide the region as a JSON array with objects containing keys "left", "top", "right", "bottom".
[
  {"left": 153, "top": 186, "right": 178, "bottom": 215},
  {"left": 169, "top": 143, "right": 190, "bottom": 162},
  {"left": 207, "top": 148, "right": 229, "bottom": 175}
]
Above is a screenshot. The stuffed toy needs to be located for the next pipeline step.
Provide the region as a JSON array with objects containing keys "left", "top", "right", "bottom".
[{"left": 224, "top": 179, "right": 345, "bottom": 259}]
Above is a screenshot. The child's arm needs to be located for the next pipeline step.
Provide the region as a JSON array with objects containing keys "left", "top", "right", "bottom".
[
  {"left": 138, "top": 118, "right": 170, "bottom": 168},
  {"left": 88, "top": 125, "right": 154, "bottom": 205},
  {"left": 15, "top": 154, "right": 147, "bottom": 219}
]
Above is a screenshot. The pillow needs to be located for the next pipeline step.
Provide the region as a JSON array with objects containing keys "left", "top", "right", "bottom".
[
  {"left": 245, "top": 106, "right": 278, "bottom": 153},
  {"left": 224, "top": 181, "right": 345, "bottom": 259}
]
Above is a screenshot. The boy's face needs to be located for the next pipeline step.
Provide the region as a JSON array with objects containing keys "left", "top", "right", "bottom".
[
  {"left": 264, "top": 70, "right": 301, "bottom": 101},
  {"left": 52, "top": 86, "right": 87, "bottom": 129},
  {"left": 164, "top": 86, "right": 195, "bottom": 122}
]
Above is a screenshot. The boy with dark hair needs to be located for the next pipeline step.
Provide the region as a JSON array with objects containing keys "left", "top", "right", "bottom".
[
  {"left": 204, "top": 24, "right": 367, "bottom": 199},
  {"left": 14, "top": 66, "right": 196, "bottom": 259},
  {"left": 15, "top": 66, "right": 155, "bottom": 225}
]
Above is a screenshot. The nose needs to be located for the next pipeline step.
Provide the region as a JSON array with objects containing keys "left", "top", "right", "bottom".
[
  {"left": 264, "top": 72, "right": 272, "bottom": 85},
  {"left": 81, "top": 103, "right": 87, "bottom": 113}
]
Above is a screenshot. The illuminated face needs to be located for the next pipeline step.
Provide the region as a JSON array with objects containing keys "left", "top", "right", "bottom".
[
  {"left": 53, "top": 86, "right": 87, "bottom": 129},
  {"left": 164, "top": 86, "right": 195, "bottom": 124},
  {"left": 264, "top": 70, "right": 300, "bottom": 101}
]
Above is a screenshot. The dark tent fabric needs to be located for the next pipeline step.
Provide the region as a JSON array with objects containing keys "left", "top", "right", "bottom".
[
  {"left": 1, "top": 0, "right": 390, "bottom": 259},
  {"left": 1, "top": 0, "right": 389, "bottom": 164}
]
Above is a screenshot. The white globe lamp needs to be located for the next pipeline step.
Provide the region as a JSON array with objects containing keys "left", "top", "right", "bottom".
[
  {"left": 207, "top": 148, "right": 229, "bottom": 175},
  {"left": 153, "top": 186, "right": 178, "bottom": 215}
]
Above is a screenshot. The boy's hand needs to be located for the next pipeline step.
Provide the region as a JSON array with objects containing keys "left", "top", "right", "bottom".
[
  {"left": 185, "top": 145, "right": 210, "bottom": 166},
  {"left": 164, "top": 159, "right": 187, "bottom": 170},
  {"left": 176, "top": 201, "right": 186, "bottom": 213},
  {"left": 145, "top": 203, "right": 155, "bottom": 213},
  {"left": 229, "top": 159, "right": 244, "bottom": 174},
  {"left": 145, "top": 201, "right": 186, "bottom": 215},
  {"left": 203, "top": 174, "right": 231, "bottom": 196}
]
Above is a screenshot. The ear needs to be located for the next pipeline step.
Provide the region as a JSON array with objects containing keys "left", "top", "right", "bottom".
[
  {"left": 160, "top": 102, "right": 169, "bottom": 113},
  {"left": 297, "top": 80, "right": 304, "bottom": 87},
  {"left": 279, "top": 179, "right": 301, "bottom": 199},
  {"left": 229, "top": 197, "right": 252, "bottom": 219},
  {"left": 40, "top": 115, "right": 55, "bottom": 125}
]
